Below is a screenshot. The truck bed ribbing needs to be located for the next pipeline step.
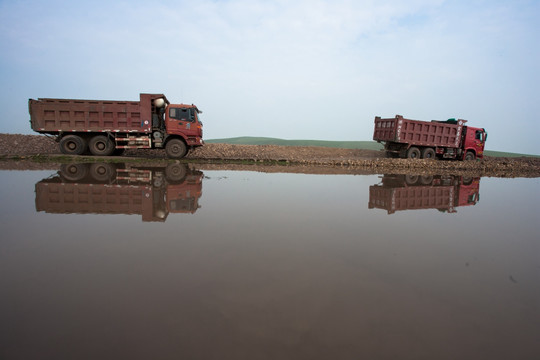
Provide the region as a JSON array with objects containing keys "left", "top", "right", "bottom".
[{"left": 373, "top": 115, "right": 465, "bottom": 148}]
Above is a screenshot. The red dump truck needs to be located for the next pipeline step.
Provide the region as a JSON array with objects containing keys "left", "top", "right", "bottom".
[
  {"left": 373, "top": 115, "right": 487, "bottom": 160},
  {"left": 35, "top": 163, "right": 203, "bottom": 222},
  {"left": 29, "top": 93, "right": 203, "bottom": 158},
  {"left": 368, "top": 174, "right": 480, "bottom": 214}
]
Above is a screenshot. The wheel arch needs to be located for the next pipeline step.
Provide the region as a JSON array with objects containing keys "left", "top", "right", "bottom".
[
  {"left": 463, "top": 148, "right": 477, "bottom": 160},
  {"left": 58, "top": 132, "right": 92, "bottom": 140},
  {"left": 164, "top": 134, "right": 188, "bottom": 146}
]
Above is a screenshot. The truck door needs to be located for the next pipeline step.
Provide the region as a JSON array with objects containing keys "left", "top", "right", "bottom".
[
  {"left": 464, "top": 127, "right": 486, "bottom": 159},
  {"left": 167, "top": 107, "right": 196, "bottom": 136},
  {"left": 473, "top": 129, "right": 486, "bottom": 157}
]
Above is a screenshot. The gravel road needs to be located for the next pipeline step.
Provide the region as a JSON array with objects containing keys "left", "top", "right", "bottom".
[{"left": 1, "top": 133, "right": 539, "bottom": 177}]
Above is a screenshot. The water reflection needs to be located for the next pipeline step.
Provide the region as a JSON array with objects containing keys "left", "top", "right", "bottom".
[
  {"left": 2, "top": 168, "right": 538, "bottom": 358},
  {"left": 369, "top": 174, "right": 480, "bottom": 214},
  {"left": 35, "top": 163, "right": 203, "bottom": 221},
  {"left": 36, "top": 165, "right": 485, "bottom": 221}
]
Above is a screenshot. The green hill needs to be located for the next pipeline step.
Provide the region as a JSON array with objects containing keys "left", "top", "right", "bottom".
[
  {"left": 206, "top": 137, "right": 538, "bottom": 158},
  {"left": 205, "top": 137, "right": 384, "bottom": 150},
  {"left": 483, "top": 150, "right": 538, "bottom": 158}
]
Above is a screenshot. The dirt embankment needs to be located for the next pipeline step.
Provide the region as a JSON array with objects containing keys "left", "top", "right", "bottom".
[
  {"left": 0, "top": 134, "right": 381, "bottom": 161},
  {"left": 1, "top": 133, "right": 539, "bottom": 177}
]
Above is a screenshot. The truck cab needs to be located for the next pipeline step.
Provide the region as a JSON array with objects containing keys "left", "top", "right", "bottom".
[
  {"left": 165, "top": 104, "right": 203, "bottom": 148},
  {"left": 462, "top": 126, "right": 487, "bottom": 160}
]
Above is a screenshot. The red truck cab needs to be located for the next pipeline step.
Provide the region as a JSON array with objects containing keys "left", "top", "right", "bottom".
[
  {"left": 462, "top": 126, "right": 487, "bottom": 160},
  {"left": 166, "top": 104, "right": 203, "bottom": 148}
]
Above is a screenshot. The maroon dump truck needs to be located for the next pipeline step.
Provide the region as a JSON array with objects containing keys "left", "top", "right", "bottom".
[
  {"left": 368, "top": 174, "right": 480, "bottom": 214},
  {"left": 373, "top": 115, "right": 487, "bottom": 160},
  {"left": 35, "top": 163, "right": 203, "bottom": 222},
  {"left": 29, "top": 93, "right": 203, "bottom": 158}
]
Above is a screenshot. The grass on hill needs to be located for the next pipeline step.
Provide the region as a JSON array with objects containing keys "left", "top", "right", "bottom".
[
  {"left": 483, "top": 150, "right": 537, "bottom": 158},
  {"left": 205, "top": 137, "right": 384, "bottom": 150},
  {"left": 206, "top": 137, "right": 538, "bottom": 158}
]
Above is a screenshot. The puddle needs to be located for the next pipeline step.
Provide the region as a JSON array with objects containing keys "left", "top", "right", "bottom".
[{"left": 0, "top": 165, "right": 538, "bottom": 359}]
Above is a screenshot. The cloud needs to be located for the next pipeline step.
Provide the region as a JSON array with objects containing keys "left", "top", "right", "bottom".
[{"left": 1, "top": 0, "right": 539, "bottom": 153}]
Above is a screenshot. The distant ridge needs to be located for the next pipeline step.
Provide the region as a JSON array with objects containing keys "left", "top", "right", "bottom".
[
  {"left": 205, "top": 136, "right": 538, "bottom": 158},
  {"left": 482, "top": 150, "right": 538, "bottom": 158},
  {"left": 205, "top": 136, "right": 384, "bottom": 150}
]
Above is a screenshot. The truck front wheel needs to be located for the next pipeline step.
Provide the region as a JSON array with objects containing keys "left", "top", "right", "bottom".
[
  {"left": 165, "top": 163, "right": 187, "bottom": 182},
  {"left": 165, "top": 138, "right": 187, "bottom": 159},
  {"left": 89, "top": 135, "right": 115, "bottom": 156},
  {"left": 407, "top": 147, "right": 421, "bottom": 159},
  {"left": 59, "top": 135, "right": 87, "bottom": 155},
  {"left": 464, "top": 151, "right": 476, "bottom": 161}
]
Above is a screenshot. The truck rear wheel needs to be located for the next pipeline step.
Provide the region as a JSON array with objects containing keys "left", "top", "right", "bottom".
[
  {"left": 407, "top": 147, "right": 421, "bottom": 159},
  {"left": 90, "top": 163, "right": 115, "bottom": 182},
  {"left": 60, "top": 163, "right": 88, "bottom": 181},
  {"left": 165, "top": 138, "right": 187, "bottom": 159},
  {"left": 422, "top": 148, "right": 436, "bottom": 159},
  {"left": 420, "top": 175, "right": 434, "bottom": 185},
  {"left": 405, "top": 175, "right": 419, "bottom": 185},
  {"left": 89, "top": 135, "right": 115, "bottom": 156},
  {"left": 59, "top": 135, "right": 87, "bottom": 155}
]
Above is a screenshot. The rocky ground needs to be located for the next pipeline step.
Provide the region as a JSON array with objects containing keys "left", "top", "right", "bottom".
[
  {"left": 1, "top": 133, "right": 539, "bottom": 177},
  {"left": 0, "top": 133, "right": 382, "bottom": 160}
]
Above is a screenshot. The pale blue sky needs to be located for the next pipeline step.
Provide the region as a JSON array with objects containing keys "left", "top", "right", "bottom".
[{"left": 1, "top": 0, "right": 539, "bottom": 154}]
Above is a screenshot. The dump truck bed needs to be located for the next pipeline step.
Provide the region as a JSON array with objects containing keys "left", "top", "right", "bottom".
[
  {"left": 373, "top": 115, "right": 465, "bottom": 148},
  {"left": 35, "top": 182, "right": 152, "bottom": 216},
  {"left": 369, "top": 185, "right": 456, "bottom": 214},
  {"left": 29, "top": 94, "right": 166, "bottom": 133}
]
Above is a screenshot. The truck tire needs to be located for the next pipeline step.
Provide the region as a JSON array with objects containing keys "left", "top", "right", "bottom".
[
  {"left": 90, "top": 163, "right": 115, "bottom": 182},
  {"left": 89, "top": 135, "right": 115, "bottom": 156},
  {"left": 422, "top": 147, "right": 436, "bottom": 159},
  {"left": 165, "top": 163, "right": 187, "bottom": 182},
  {"left": 405, "top": 175, "right": 419, "bottom": 185},
  {"left": 60, "top": 163, "right": 88, "bottom": 181},
  {"left": 165, "top": 138, "right": 187, "bottom": 159},
  {"left": 59, "top": 135, "right": 87, "bottom": 155},
  {"left": 407, "top": 147, "right": 421, "bottom": 159},
  {"left": 420, "top": 175, "right": 434, "bottom": 185},
  {"left": 464, "top": 151, "right": 475, "bottom": 161}
]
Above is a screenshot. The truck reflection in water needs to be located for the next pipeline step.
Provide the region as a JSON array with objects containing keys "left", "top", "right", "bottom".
[
  {"left": 369, "top": 174, "right": 480, "bottom": 214},
  {"left": 35, "top": 163, "right": 203, "bottom": 222}
]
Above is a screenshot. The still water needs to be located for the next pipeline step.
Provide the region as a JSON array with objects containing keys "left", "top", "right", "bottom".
[{"left": 0, "top": 163, "right": 538, "bottom": 359}]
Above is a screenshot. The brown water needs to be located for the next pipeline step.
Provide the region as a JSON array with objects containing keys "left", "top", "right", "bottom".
[{"left": 0, "top": 164, "right": 538, "bottom": 359}]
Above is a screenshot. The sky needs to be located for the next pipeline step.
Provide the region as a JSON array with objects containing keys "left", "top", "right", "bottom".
[{"left": 1, "top": 0, "right": 539, "bottom": 154}]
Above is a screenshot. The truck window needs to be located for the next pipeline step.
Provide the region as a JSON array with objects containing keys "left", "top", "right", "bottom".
[
  {"left": 475, "top": 130, "right": 484, "bottom": 141},
  {"left": 169, "top": 108, "right": 195, "bottom": 122}
]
